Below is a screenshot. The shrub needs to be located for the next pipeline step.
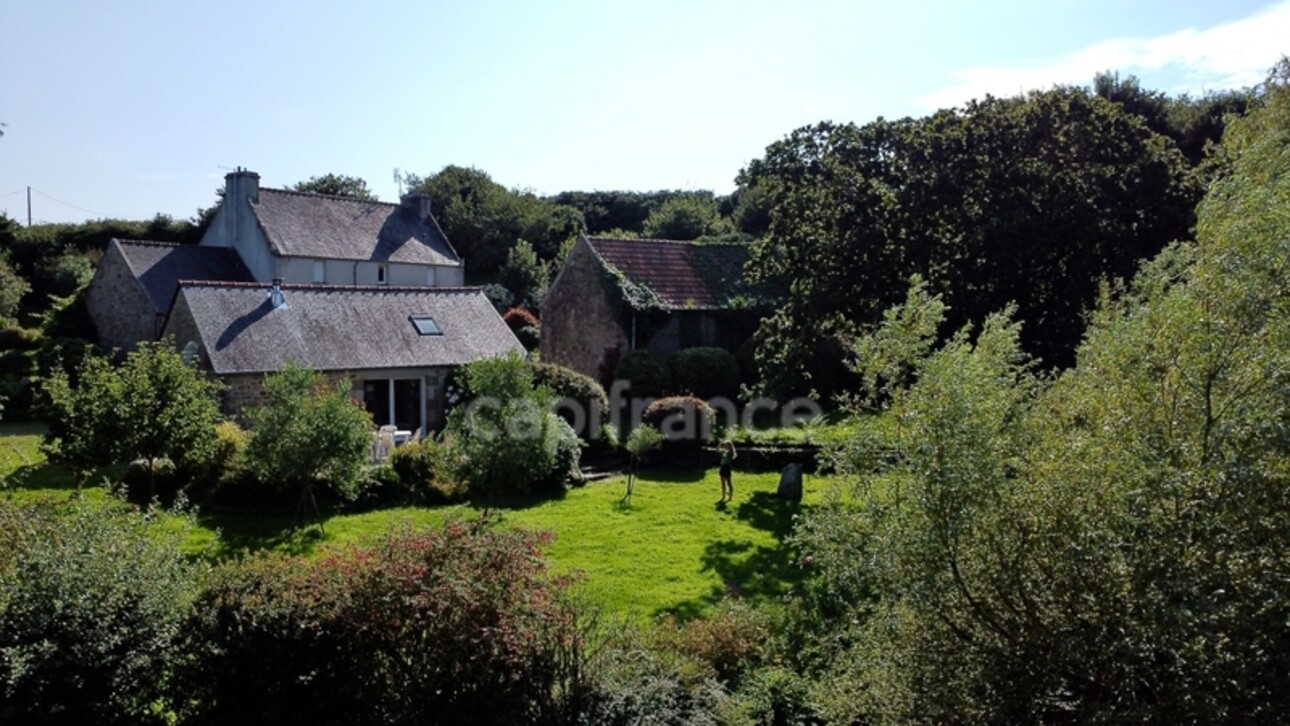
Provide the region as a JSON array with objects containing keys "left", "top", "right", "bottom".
[
  {"left": 614, "top": 349, "right": 672, "bottom": 399},
  {"left": 730, "top": 666, "right": 821, "bottom": 726},
  {"left": 0, "top": 326, "right": 43, "bottom": 352},
  {"left": 642, "top": 395, "right": 716, "bottom": 450},
  {"left": 448, "top": 353, "right": 581, "bottom": 497},
  {"left": 244, "top": 364, "right": 373, "bottom": 506},
  {"left": 670, "top": 346, "right": 740, "bottom": 400},
  {"left": 481, "top": 283, "right": 514, "bottom": 313},
  {"left": 503, "top": 307, "right": 541, "bottom": 351},
  {"left": 502, "top": 306, "right": 540, "bottom": 332},
  {"left": 40, "top": 340, "right": 223, "bottom": 488},
  {"left": 182, "top": 520, "right": 585, "bottom": 725},
  {"left": 581, "top": 632, "right": 729, "bottom": 726},
  {"left": 515, "top": 323, "right": 541, "bottom": 351},
  {"left": 0, "top": 498, "right": 200, "bottom": 725},
  {"left": 387, "top": 437, "right": 465, "bottom": 504},
  {"left": 532, "top": 361, "right": 609, "bottom": 438},
  {"left": 653, "top": 601, "right": 770, "bottom": 686}
]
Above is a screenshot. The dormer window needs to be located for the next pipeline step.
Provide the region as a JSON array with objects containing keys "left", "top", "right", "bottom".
[
  {"left": 410, "top": 315, "right": 442, "bottom": 336},
  {"left": 377, "top": 264, "right": 388, "bottom": 284}
]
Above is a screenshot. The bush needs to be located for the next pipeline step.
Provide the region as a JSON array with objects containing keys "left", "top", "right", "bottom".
[
  {"left": 0, "top": 498, "right": 200, "bottom": 725},
  {"left": 532, "top": 361, "right": 609, "bottom": 438},
  {"left": 448, "top": 353, "right": 581, "bottom": 497},
  {"left": 502, "top": 306, "right": 540, "bottom": 332},
  {"left": 730, "top": 666, "right": 821, "bottom": 726},
  {"left": 182, "top": 520, "right": 585, "bottom": 725},
  {"left": 581, "top": 632, "right": 729, "bottom": 726},
  {"left": 40, "top": 341, "right": 222, "bottom": 487},
  {"left": 481, "top": 283, "right": 514, "bottom": 313},
  {"left": 387, "top": 437, "right": 465, "bottom": 504},
  {"left": 614, "top": 349, "right": 672, "bottom": 399},
  {"left": 244, "top": 364, "right": 373, "bottom": 505},
  {"left": 642, "top": 395, "right": 716, "bottom": 450},
  {"left": 503, "top": 307, "right": 541, "bottom": 351},
  {"left": 653, "top": 601, "right": 770, "bottom": 686},
  {"left": 669, "top": 346, "right": 740, "bottom": 401},
  {"left": 0, "top": 326, "right": 43, "bottom": 352},
  {"left": 515, "top": 323, "right": 541, "bottom": 351}
]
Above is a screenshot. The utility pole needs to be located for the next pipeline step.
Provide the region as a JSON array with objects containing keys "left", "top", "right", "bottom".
[{"left": 26, "top": 186, "right": 31, "bottom": 227}]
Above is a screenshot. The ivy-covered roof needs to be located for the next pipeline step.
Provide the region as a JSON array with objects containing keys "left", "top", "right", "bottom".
[{"left": 587, "top": 237, "right": 778, "bottom": 312}]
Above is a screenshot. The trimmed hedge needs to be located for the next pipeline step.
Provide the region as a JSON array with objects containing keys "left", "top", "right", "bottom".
[
  {"left": 532, "top": 361, "right": 609, "bottom": 436},
  {"left": 670, "top": 346, "right": 740, "bottom": 401},
  {"left": 613, "top": 350, "right": 671, "bottom": 400},
  {"left": 642, "top": 395, "right": 716, "bottom": 450}
]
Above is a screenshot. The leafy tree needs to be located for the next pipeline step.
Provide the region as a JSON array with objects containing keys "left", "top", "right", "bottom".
[
  {"left": 744, "top": 86, "right": 1199, "bottom": 398},
  {"left": 417, "top": 165, "right": 583, "bottom": 273},
  {"left": 0, "top": 498, "right": 201, "bottom": 725},
  {"left": 243, "top": 364, "right": 373, "bottom": 508},
  {"left": 40, "top": 341, "right": 222, "bottom": 489},
  {"left": 793, "top": 82, "right": 1290, "bottom": 722},
  {"left": 642, "top": 193, "right": 733, "bottom": 240},
  {"left": 622, "top": 424, "right": 662, "bottom": 501},
  {"left": 448, "top": 352, "right": 580, "bottom": 497},
  {"left": 497, "top": 238, "right": 550, "bottom": 310},
  {"left": 290, "top": 173, "right": 376, "bottom": 200},
  {"left": 0, "top": 251, "right": 28, "bottom": 325}
]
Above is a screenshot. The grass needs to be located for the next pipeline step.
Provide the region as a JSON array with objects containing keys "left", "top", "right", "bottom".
[{"left": 2, "top": 421, "right": 832, "bottom": 622}]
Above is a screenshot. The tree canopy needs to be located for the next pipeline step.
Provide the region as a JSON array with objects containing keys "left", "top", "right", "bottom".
[
  {"left": 290, "top": 173, "right": 377, "bottom": 200},
  {"left": 743, "top": 86, "right": 1200, "bottom": 399},
  {"left": 414, "top": 165, "right": 583, "bottom": 274}
]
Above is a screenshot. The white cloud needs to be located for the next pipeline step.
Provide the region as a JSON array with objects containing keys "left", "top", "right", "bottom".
[{"left": 917, "top": 1, "right": 1290, "bottom": 110}]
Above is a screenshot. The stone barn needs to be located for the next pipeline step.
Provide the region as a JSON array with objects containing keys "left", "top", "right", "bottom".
[{"left": 540, "top": 235, "right": 777, "bottom": 384}]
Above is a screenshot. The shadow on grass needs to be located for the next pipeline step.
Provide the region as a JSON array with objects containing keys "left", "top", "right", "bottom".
[
  {"left": 635, "top": 466, "right": 707, "bottom": 484},
  {"left": 2, "top": 462, "right": 127, "bottom": 493},
  {"left": 196, "top": 509, "right": 327, "bottom": 559},
  {"left": 658, "top": 490, "right": 810, "bottom": 621}
]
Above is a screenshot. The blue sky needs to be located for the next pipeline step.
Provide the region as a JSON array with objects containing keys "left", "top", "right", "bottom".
[{"left": 1, "top": 0, "right": 1286, "bottom": 225}]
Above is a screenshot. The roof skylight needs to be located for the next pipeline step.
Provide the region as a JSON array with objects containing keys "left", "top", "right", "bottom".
[{"left": 410, "top": 315, "right": 442, "bottom": 336}]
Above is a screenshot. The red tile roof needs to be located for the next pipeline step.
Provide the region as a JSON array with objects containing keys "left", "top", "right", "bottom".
[{"left": 588, "top": 237, "right": 752, "bottom": 310}]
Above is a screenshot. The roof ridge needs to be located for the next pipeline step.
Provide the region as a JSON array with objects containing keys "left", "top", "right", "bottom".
[
  {"left": 259, "top": 186, "right": 396, "bottom": 208},
  {"left": 114, "top": 238, "right": 184, "bottom": 248},
  {"left": 588, "top": 236, "right": 748, "bottom": 247},
  {"left": 176, "top": 280, "right": 487, "bottom": 295}
]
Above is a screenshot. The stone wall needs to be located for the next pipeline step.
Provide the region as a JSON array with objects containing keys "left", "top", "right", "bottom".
[
  {"left": 539, "top": 238, "right": 629, "bottom": 382},
  {"left": 85, "top": 242, "right": 159, "bottom": 355}
]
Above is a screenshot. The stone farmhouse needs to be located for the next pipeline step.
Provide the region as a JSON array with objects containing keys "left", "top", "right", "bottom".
[
  {"left": 85, "top": 169, "right": 521, "bottom": 432},
  {"left": 540, "top": 235, "right": 776, "bottom": 385}
]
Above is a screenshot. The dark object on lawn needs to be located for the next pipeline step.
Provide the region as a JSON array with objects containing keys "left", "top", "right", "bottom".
[{"left": 777, "top": 463, "right": 803, "bottom": 502}]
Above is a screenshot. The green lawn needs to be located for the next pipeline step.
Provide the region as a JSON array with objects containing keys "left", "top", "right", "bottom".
[{"left": 2, "top": 421, "right": 829, "bottom": 621}]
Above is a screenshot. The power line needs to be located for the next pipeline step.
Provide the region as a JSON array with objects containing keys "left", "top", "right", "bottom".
[{"left": 29, "top": 187, "right": 107, "bottom": 217}]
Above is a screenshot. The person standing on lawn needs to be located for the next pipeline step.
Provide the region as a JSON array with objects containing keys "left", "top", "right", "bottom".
[{"left": 719, "top": 441, "right": 737, "bottom": 503}]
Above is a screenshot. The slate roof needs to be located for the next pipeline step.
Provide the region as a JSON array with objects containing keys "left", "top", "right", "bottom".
[
  {"left": 171, "top": 282, "right": 521, "bottom": 375},
  {"left": 250, "top": 189, "right": 460, "bottom": 266},
  {"left": 586, "top": 237, "right": 775, "bottom": 311},
  {"left": 114, "top": 239, "right": 253, "bottom": 313}
]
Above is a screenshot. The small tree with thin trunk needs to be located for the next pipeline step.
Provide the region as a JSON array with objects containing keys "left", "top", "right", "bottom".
[{"left": 622, "top": 424, "right": 663, "bottom": 503}]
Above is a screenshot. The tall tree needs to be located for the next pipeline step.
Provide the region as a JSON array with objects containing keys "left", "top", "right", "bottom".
[
  {"left": 744, "top": 87, "right": 1199, "bottom": 398},
  {"left": 290, "top": 173, "right": 376, "bottom": 200},
  {"left": 641, "top": 193, "right": 732, "bottom": 240},
  {"left": 417, "top": 166, "right": 583, "bottom": 274}
]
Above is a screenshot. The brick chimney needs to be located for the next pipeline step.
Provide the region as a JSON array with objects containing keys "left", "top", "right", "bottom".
[{"left": 400, "top": 192, "right": 432, "bottom": 221}]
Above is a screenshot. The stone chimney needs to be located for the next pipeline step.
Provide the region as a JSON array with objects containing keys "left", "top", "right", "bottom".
[
  {"left": 225, "top": 167, "right": 260, "bottom": 205},
  {"left": 400, "top": 192, "right": 433, "bottom": 221}
]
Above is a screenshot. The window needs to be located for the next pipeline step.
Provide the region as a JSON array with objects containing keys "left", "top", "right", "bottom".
[
  {"left": 313, "top": 260, "right": 326, "bottom": 283},
  {"left": 410, "top": 315, "right": 442, "bottom": 336},
  {"left": 426, "top": 267, "right": 436, "bottom": 286},
  {"left": 377, "top": 264, "right": 388, "bottom": 284}
]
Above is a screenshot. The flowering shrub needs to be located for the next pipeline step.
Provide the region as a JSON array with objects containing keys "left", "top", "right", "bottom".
[
  {"left": 182, "top": 519, "right": 585, "bottom": 725},
  {"left": 502, "top": 306, "right": 540, "bottom": 332}
]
